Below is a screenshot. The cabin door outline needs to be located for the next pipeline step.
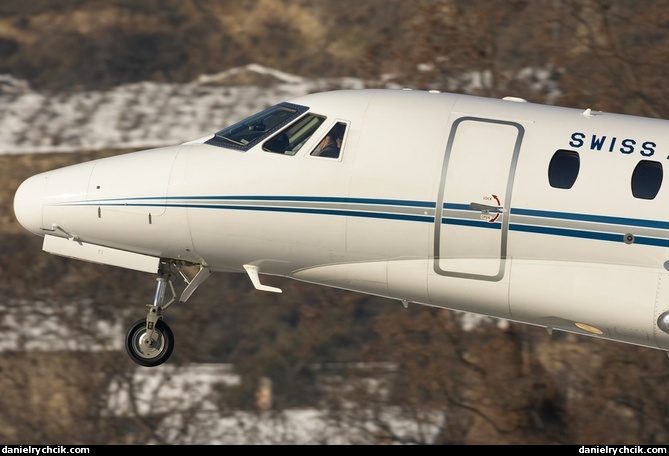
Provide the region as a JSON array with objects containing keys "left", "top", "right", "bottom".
[{"left": 433, "top": 116, "right": 524, "bottom": 281}]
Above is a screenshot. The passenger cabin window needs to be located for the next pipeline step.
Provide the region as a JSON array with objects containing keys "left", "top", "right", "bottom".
[
  {"left": 548, "top": 150, "right": 580, "bottom": 189},
  {"left": 632, "top": 160, "right": 663, "bottom": 200},
  {"left": 263, "top": 113, "right": 325, "bottom": 155},
  {"left": 311, "top": 122, "right": 347, "bottom": 159},
  {"left": 205, "top": 102, "right": 308, "bottom": 151}
]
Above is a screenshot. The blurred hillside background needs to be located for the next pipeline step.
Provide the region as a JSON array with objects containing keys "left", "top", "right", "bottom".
[{"left": 2, "top": 0, "right": 669, "bottom": 445}]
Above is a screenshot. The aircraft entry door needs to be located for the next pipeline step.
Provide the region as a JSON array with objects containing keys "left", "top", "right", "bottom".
[{"left": 433, "top": 117, "right": 524, "bottom": 281}]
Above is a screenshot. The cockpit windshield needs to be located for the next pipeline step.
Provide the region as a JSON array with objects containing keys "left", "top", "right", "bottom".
[{"left": 205, "top": 102, "right": 308, "bottom": 151}]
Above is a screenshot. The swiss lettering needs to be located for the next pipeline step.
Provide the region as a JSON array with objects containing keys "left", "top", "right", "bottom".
[{"left": 569, "top": 132, "right": 656, "bottom": 157}]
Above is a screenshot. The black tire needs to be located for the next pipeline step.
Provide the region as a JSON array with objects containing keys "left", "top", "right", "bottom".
[{"left": 125, "top": 318, "right": 174, "bottom": 367}]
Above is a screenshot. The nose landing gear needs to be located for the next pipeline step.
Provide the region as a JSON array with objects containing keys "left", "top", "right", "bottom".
[
  {"left": 125, "top": 260, "right": 211, "bottom": 367},
  {"left": 126, "top": 318, "right": 174, "bottom": 367}
]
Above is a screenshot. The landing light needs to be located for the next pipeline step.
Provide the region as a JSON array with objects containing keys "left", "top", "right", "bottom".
[{"left": 575, "top": 322, "right": 603, "bottom": 335}]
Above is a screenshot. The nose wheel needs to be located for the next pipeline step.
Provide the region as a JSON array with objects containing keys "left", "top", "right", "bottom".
[
  {"left": 124, "top": 260, "right": 211, "bottom": 367},
  {"left": 126, "top": 318, "right": 174, "bottom": 367}
]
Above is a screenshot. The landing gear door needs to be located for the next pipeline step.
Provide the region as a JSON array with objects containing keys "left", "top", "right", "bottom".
[{"left": 434, "top": 117, "right": 524, "bottom": 281}]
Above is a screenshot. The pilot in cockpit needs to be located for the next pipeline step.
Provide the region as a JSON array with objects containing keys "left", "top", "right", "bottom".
[{"left": 312, "top": 123, "right": 345, "bottom": 158}]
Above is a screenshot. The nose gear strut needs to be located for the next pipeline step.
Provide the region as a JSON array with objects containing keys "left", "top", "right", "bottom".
[{"left": 125, "top": 260, "right": 211, "bottom": 367}]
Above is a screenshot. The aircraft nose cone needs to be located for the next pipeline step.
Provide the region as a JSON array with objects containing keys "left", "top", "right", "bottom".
[{"left": 13, "top": 173, "right": 48, "bottom": 236}]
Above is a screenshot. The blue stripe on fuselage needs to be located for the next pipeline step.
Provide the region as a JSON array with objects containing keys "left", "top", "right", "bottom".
[{"left": 60, "top": 195, "right": 669, "bottom": 246}]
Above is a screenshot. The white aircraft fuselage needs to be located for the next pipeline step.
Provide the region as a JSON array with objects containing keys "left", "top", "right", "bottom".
[{"left": 13, "top": 88, "right": 669, "bottom": 365}]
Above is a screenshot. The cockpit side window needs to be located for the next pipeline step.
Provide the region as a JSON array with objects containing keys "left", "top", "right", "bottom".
[
  {"left": 311, "top": 122, "right": 347, "bottom": 159},
  {"left": 263, "top": 114, "right": 326, "bottom": 155},
  {"left": 205, "top": 102, "right": 308, "bottom": 151}
]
